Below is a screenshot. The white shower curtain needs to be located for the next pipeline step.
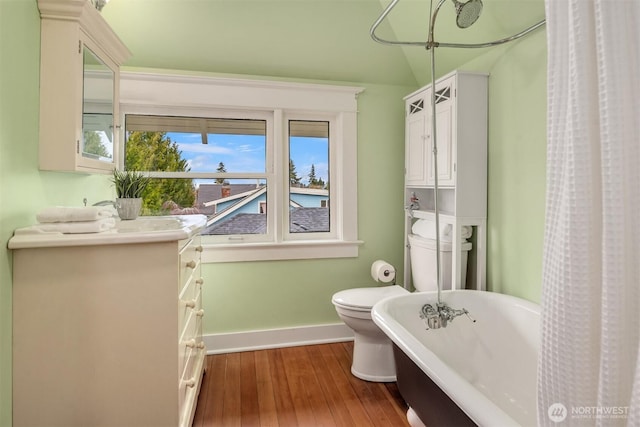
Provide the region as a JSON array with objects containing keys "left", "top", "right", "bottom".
[{"left": 539, "top": 0, "right": 640, "bottom": 426}]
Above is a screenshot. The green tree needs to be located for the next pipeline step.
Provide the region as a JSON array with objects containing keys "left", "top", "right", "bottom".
[
  {"left": 308, "top": 164, "right": 326, "bottom": 188},
  {"left": 215, "top": 162, "right": 228, "bottom": 184},
  {"left": 289, "top": 159, "right": 302, "bottom": 186},
  {"left": 125, "top": 131, "right": 196, "bottom": 214},
  {"left": 83, "top": 131, "right": 111, "bottom": 159}
]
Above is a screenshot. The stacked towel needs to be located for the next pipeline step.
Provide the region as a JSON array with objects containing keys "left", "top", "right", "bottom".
[
  {"left": 36, "top": 206, "right": 115, "bottom": 223},
  {"left": 411, "top": 219, "right": 473, "bottom": 243},
  {"left": 34, "top": 206, "right": 117, "bottom": 234}
]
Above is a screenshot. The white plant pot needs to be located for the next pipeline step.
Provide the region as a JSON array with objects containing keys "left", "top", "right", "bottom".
[{"left": 116, "top": 198, "right": 142, "bottom": 220}]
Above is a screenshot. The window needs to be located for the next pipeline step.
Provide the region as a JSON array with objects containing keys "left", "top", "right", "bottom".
[{"left": 119, "top": 72, "right": 363, "bottom": 262}]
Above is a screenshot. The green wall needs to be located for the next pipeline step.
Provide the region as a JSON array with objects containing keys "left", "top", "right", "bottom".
[
  {"left": 201, "top": 84, "right": 411, "bottom": 333},
  {"left": 462, "top": 30, "right": 547, "bottom": 303},
  {"left": 0, "top": 1, "right": 113, "bottom": 423}
]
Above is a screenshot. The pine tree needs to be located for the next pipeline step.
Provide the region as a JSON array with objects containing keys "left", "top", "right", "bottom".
[
  {"left": 215, "top": 162, "right": 227, "bottom": 184},
  {"left": 289, "top": 159, "right": 302, "bottom": 186},
  {"left": 308, "top": 164, "right": 326, "bottom": 188},
  {"left": 308, "top": 164, "right": 317, "bottom": 187}
]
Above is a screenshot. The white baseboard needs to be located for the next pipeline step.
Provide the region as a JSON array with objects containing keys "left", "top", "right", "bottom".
[{"left": 203, "top": 322, "right": 354, "bottom": 355}]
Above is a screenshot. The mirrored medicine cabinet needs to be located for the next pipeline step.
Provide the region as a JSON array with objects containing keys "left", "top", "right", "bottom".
[{"left": 37, "top": 0, "right": 131, "bottom": 173}]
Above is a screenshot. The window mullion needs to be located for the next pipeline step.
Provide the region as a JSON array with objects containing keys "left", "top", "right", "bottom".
[{"left": 271, "top": 109, "right": 284, "bottom": 243}]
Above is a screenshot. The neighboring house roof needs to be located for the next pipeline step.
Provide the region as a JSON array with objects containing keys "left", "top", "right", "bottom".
[
  {"left": 205, "top": 213, "right": 267, "bottom": 235},
  {"left": 206, "top": 186, "right": 266, "bottom": 225},
  {"left": 196, "top": 184, "right": 260, "bottom": 214},
  {"left": 203, "top": 207, "right": 329, "bottom": 235},
  {"left": 290, "top": 207, "right": 329, "bottom": 232}
]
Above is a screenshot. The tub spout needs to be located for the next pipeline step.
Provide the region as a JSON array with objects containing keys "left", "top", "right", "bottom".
[
  {"left": 420, "top": 303, "right": 476, "bottom": 329},
  {"left": 420, "top": 303, "right": 443, "bottom": 329}
]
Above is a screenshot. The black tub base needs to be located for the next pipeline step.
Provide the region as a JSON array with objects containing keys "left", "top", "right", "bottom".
[{"left": 393, "top": 344, "right": 477, "bottom": 427}]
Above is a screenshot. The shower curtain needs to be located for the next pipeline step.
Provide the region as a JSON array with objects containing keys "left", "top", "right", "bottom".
[{"left": 539, "top": 0, "right": 640, "bottom": 426}]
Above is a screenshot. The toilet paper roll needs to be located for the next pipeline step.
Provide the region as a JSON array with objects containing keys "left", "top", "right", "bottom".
[{"left": 371, "top": 260, "right": 396, "bottom": 283}]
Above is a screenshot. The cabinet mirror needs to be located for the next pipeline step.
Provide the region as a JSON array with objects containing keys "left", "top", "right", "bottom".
[{"left": 82, "top": 45, "right": 115, "bottom": 163}]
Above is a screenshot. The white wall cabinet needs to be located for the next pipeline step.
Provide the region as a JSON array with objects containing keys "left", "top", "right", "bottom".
[
  {"left": 12, "top": 235, "right": 205, "bottom": 427},
  {"left": 403, "top": 70, "right": 488, "bottom": 290},
  {"left": 37, "top": 0, "right": 131, "bottom": 173}
]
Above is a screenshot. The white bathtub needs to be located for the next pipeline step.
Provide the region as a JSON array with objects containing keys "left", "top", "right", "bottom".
[{"left": 372, "top": 290, "right": 540, "bottom": 427}]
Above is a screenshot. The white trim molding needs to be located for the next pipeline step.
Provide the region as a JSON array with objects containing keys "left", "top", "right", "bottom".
[
  {"left": 203, "top": 323, "right": 354, "bottom": 355},
  {"left": 120, "top": 71, "right": 363, "bottom": 112},
  {"left": 119, "top": 71, "right": 364, "bottom": 262}
]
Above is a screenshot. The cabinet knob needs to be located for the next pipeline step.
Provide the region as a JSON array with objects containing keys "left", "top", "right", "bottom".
[
  {"left": 185, "top": 339, "right": 197, "bottom": 348},
  {"left": 186, "top": 260, "right": 197, "bottom": 269},
  {"left": 195, "top": 245, "right": 204, "bottom": 252},
  {"left": 183, "top": 378, "right": 197, "bottom": 388},
  {"left": 196, "top": 309, "right": 205, "bottom": 318},
  {"left": 183, "top": 299, "right": 196, "bottom": 309},
  {"left": 195, "top": 278, "right": 204, "bottom": 285},
  {"left": 196, "top": 341, "right": 205, "bottom": 349}
]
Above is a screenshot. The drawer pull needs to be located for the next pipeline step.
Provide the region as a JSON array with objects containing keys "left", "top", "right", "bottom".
[
  {"left": 183, "top": 378, "right": 197, "bottom": 388},
  {"left": 196, "top": 309, "right": 205, "bottom": 318},
  {"left": 183, "top": 299, "right": 196, "bottom": 309},
  {"left": 185, "top": 339, "right": 197, "bottom": 348},
  {"left": 186, "top": 260, "right": 197, "bottom": 269},
  {"left": 195, "top": 278, "right": 204, "bottom": 286},
  {"left": 195, "top": 245, "right": 204, "bottom": 253}
]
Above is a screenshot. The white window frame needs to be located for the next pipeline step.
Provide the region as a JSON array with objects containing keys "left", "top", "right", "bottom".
[{"left": 119, "top": 71, "right": 363, "bottom": 262}]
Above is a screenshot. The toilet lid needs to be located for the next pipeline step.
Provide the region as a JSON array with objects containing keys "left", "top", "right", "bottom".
[{"left": 332, "top": 285, "right": 408, "bottom": 310}]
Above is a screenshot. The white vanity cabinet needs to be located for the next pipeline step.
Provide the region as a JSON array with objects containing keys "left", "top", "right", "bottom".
[
  {"left": 403, "top": 70, "right": 488, "bottom": 290},
  {"left": 37, "top": 0, "right": 131, "bottom": 173},
  {"left": 11, "top": 231, "right": 206, "bottom": 427}
]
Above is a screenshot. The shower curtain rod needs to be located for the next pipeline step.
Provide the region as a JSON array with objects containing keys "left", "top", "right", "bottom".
[{"left": 370, "top": 0, "right": 546, "bottom": 49}]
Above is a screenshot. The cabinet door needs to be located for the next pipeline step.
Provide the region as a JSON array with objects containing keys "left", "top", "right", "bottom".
[
  {"left": 427, "top": 81, "right": 455, "bottom": 187},
  {"left": 405, "top": 92, "right": 429, "bottom": 186}
]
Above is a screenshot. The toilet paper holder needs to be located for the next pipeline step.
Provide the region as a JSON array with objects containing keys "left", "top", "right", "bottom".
[{"left": 371, "top": 260, "right": 396, "bottom": 284}]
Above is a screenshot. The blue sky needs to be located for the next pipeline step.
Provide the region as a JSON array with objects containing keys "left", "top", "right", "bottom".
[{"left": 168, "top": 132, "right": 328, "bottom": 186}]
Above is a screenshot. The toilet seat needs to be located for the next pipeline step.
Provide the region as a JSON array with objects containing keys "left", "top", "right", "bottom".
[{"left": 332, "top": 285, "right": 408, "bottom": 312}]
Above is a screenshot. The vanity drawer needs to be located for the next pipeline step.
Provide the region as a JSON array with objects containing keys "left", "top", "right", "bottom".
[
  {"left": 178, "top": 343, "right": 204, "bottom": 427},
  {"left": 179, "top": 236, "right": 202, "bottom": 292},
  {"left": 178, "top": 296, "right": 204, "bottom": 377},
  {"left": 178, "top": 279, "right": 203, "bottom": 343}
]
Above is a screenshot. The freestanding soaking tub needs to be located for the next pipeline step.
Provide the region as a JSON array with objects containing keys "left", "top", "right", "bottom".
[{"left": 372, "top": 290, "right": 540, "bottom": 427}]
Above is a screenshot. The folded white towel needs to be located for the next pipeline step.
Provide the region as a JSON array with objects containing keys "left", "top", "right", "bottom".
[
  {"left": 411, "top": 219, "right": 473, "bottom": 242},
  {"left": 36, "top": 206, "right": 116, "bottom": 223},
  {"left": 32, "top": 218, "right": 116, "bottom": 234}
]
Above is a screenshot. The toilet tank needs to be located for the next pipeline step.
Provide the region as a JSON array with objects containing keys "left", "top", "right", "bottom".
[{"left": 408, "top": 234, "right": 472, "bottom": 291}]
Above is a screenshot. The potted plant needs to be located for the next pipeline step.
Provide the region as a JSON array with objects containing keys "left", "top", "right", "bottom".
[{"left": 111, "top": 169, "right": 150, "bottom": 220}]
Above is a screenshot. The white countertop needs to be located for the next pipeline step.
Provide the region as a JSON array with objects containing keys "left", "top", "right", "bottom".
[{"left": 7, "top": 215, "right": 207, "bottom": 249}]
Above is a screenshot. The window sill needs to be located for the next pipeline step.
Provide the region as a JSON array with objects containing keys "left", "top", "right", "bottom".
[{"left": 201, "top": 240, "right": 363, "bottom": 263}]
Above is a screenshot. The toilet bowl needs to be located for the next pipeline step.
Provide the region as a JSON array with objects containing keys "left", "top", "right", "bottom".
[{"left": 332, "top": 285, "right": 409, "bottom": 382}]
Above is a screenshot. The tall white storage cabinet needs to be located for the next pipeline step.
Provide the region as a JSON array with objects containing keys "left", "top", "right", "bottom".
[
  {"left": 10, "top": 230, "right": 206, "bottom": 427},
  {"left": 403, "top": 70, "right": 488, "bottom": 290}
]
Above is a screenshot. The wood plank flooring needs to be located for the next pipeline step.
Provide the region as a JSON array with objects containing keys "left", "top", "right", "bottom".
[{"left": 193, "top": 341, "right": 410, "bottom": 427}]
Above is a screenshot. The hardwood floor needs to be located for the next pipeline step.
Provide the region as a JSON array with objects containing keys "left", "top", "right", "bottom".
[{"left": 193, "top": 341, "right": 411, "bottom": 427}]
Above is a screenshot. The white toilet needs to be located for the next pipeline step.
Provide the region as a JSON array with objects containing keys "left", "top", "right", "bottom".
[
  {"left": 332, "top": 285, "right": 409, "bottom": 382},
  {"left": 332, "top": 220, "right": 472, "bottom": 382}
]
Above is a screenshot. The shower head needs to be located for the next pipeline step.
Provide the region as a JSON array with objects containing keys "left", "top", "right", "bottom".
[{"left": 452, "top": 0, "right": 483, "bottom": 28}]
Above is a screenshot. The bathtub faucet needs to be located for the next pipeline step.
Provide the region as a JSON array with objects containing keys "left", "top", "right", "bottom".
[{"left": 420, "top": 303, "right": 476, "bottom": 329}]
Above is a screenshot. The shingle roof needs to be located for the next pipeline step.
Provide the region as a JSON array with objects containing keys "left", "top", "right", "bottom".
[{"left": 203, "top": 207, "right": 329, "bottom": 235}]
